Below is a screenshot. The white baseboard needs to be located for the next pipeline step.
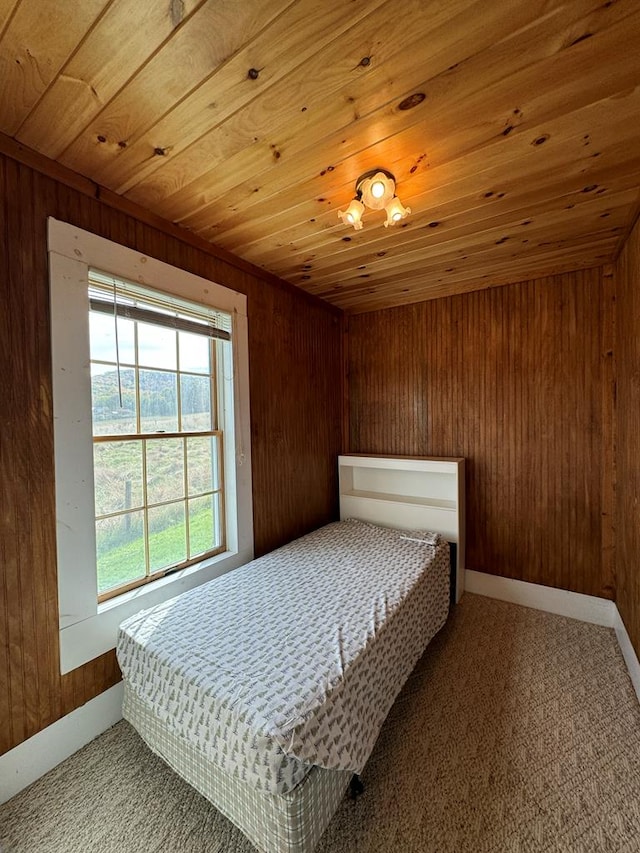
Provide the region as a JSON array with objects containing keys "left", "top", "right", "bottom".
[
  {"left": 465, "top": 569, "right": 640, "bottom": 702},
  {"left": 0, "top": 681, "right": 123, "bottom": 805},
  {"left": 465, "top": 569, "right": 617, "bottom": 627}
]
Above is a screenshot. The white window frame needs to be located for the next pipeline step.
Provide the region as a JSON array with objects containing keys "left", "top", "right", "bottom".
[{"left": 48, "top": 218, "right": 253, "bottom": 674}]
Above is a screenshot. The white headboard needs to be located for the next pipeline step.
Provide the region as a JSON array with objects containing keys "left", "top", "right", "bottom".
[{"left": 338, "top": 454, "right": 465, "bottom": 603}]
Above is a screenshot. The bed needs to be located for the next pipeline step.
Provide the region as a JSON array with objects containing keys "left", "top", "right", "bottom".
[{"left": 116, "top": 455, "right": 463, "bottom": 853}]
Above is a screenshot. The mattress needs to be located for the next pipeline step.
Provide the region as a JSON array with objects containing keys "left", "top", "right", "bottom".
[{"left": 117, "top": 519, "right": 450, "bottom": 797}]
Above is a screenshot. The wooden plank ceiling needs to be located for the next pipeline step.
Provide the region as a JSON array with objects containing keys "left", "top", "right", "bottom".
[{"left": 0, "top": 0, "right": 639, "bottom": 313}]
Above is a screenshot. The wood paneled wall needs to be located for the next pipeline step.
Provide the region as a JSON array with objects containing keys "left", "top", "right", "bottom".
[
  {"left": 0, "top": 153, "right": 342, "bottom": 755},
  {"left": 346, "top": 269, "right": 615, "bottom": 600},
  {"left": 614, "top": 215, "right": 640, "bottom": 656}
]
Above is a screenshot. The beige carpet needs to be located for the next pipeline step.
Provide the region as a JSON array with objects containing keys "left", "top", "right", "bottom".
[{"left": 2, "top": 593, "right": 640, "bottom": 853}]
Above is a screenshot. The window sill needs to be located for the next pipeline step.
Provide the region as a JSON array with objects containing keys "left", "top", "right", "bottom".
[
  {"left": 98, "top": 550, "right": 230, "bottom": 614},
  {"left": 60, "top": 546, "right": 253, "bottom": 674}
]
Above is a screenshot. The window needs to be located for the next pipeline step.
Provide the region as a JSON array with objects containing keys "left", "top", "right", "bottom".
[
  {"left": 48, "top": 219, "right": 253, "bottom": 674},
  {"left": 88, "top": 273, "right": 229, "bottom": 600}
]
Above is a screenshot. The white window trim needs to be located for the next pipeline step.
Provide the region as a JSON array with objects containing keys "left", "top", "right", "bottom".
[{"left": 48, "top": 218, "right": 253, "bottom": 674}]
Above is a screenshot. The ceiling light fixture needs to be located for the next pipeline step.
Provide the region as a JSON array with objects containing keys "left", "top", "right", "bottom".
[{"left": 338, "top": 169, "right": 411, "bottom": 230}]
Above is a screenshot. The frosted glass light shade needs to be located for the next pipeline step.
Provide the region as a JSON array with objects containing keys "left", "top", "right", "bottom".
[
  {"left": 359, "top": 172, "right": 395, "bottom": 210},
  {"left": 384, "top": 196, "right": 411, "bottom": 227},
  {"left": 338, "top": 198, "right": 365, "bottom": 230}
]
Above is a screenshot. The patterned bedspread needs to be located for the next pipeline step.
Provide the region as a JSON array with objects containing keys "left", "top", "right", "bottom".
[{"left": 117, "top": 519, "right": 450, "bottom": 796}]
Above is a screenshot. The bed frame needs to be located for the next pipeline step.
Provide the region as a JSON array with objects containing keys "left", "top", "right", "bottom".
[{"left": 124, "top": 454, "right": 465, "bottom": 853}]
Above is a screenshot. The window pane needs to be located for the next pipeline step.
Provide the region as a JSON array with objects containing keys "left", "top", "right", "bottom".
[
  {"left": 179, "top": 331, "right": 210, "bottom": 374},
  {"left": 96, "top": 511, "right": 146, "bottom": 595},
  {"left": 188, "top": 495, "right": 215, "bottom": 557},
  {"left": 138, "top": 321, "right": 177, "bottom": 370},
  {"left": 91, "top": 366, "right": 137, "bottom": 436},
  {"left": 139, "top": 369, "right": 178, "bottom": 433},
  {"left": 89, "top": 312, "right": 135, "bottom": 365},
  {"left": 94, "top": 440, "right": 143, "bottom": 516},
  {"left": 146, "top": 438, "right": 185, "bottom": 505},
  {"left": 181, "top": 374, "right": 212, "bottom": 432},
  {"left": 187, "top": 436, "right": 218, "bottom": 495},
  {"left": 148, "top": 502, "right": 186, "bottom": 572}
]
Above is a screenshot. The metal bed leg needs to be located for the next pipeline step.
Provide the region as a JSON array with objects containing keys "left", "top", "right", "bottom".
[{"left": 349, "top": 774, "right": 364, "bottom": 800}]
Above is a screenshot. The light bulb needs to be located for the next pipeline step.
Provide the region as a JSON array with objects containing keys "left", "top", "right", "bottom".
[{"left": 370, "top": 180, "right": 386, "bottom": 199}]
